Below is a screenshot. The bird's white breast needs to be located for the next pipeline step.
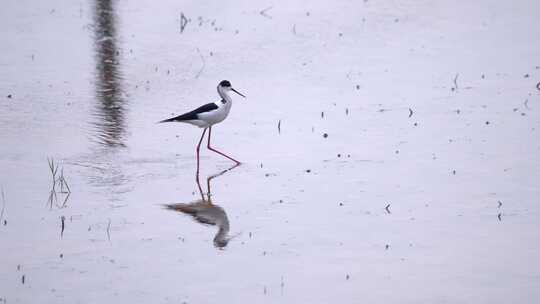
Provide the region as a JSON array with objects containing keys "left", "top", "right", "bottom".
[{"left": 198, "top": 101, "right": 231, "bottom": 126}]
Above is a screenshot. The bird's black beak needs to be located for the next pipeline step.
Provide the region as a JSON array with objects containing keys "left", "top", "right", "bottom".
[{"left": 231, "top": 88, "right": 246, "bottom": 98}]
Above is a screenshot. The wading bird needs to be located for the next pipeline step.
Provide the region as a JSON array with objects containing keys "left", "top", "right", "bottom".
[{"left": 159, "top": 80, "right": 245, "bottom": 173}]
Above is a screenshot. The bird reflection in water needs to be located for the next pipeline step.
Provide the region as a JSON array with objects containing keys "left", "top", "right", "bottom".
[
  {"left": 165, "top": 164, "right": 239, "bottom": 249},
  {"left": 92, "top": 0, "right": 127, "bottom": 148}
]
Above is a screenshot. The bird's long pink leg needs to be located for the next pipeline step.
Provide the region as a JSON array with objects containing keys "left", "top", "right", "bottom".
[
  {"left": 196, "top": 128, "right": 208, "bottom": 176},
  {"left": 207, "top": 126, "right": 241, "bottom": 165}
]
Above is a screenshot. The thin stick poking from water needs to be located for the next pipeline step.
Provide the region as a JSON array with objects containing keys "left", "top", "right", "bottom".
[
  {"left": 58, "top": 168, "right": 71, "bottom": 194},
  {"left": 47, "top": 158, "right": 59, "bottom": 191},
  {"left": 453, "top": 73, "right": 459, "bottom": 91},
  {"left": 278, "top": 120, "right": 281, "bottom": 134},
  {"left": 180, "top": 12, "right": 188, "bottom": 33},
  {"left": 195, "top": 48, "right": 206, "bottom": 79},
  {"left": 0, "top": 188, "right": 6, "bottom": 223},
  {"left": 60, "top": 216, "right": 66, "bottom": 239},
  {"left": 106, "top": 219, "right": 111, "bottom": 242}
]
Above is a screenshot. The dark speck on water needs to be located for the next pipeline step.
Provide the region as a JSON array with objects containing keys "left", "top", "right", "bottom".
[
  {"left": 6, "top": 94, "right": 12, "bottom": 99},
  {"left": 323, "top": 133, "right": 328, "bottom": 138}
]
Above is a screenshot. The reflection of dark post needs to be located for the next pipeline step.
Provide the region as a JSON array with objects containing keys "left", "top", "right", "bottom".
[{"left": 93, "top": 0, "right": 126, "bottom": 147}]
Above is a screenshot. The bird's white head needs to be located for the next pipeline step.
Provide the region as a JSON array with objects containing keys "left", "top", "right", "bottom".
[{"left": 218, "top": 80, "right": 246, "bottom": 98}]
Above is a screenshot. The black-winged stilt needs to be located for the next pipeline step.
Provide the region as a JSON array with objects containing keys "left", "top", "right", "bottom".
[{"left": 159, "top": 80, "right": 245, "bottom": 173}]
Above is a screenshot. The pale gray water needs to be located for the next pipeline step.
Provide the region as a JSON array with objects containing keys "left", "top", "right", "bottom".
[{"left": 1, "top": 0, "right": 539, "bottom": 303}]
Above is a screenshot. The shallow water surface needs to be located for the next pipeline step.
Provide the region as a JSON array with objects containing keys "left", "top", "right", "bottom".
[{"left": 1, "top": 0, "right": 540, "bottom": 303}]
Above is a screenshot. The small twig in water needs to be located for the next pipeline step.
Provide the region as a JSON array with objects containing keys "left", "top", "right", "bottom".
[
  {"left": 385, "top": 204, "right": 391, "bottom": 214},
  {"left": 47, "top": 158, "right": 59, "bottom": 191},
  {"left": 524, "top": 99, "right": 531, "bottom": 110},
  {"left": 58, "top": 168, "right": 71, "bottom": 194},
  {"left": 106, "top": 219, "right": 111, "bottom": 241},
  {"left": 498, "top": 200, "right": 503, "bottom": 208},
  {"left": 260, "top": 6, "right": 273, "bottom": 19},
  {"left": 278, "top": 120, "right": 281, "bottom": 134},
  {"left": 180, "top": 12, "right": 188, "bottom": 33},
  {"left": 60, "top": 192, "right": 71, "bottom": 208},
  {"left": 408, "top": 108, "right": 413, "bottom": 118},
  {"left": 60, "top": 216, "right": 66, "bottom": 238},
  {"left": 0, "top": 188, "right": 6, "bottom": 223},
  {"left": 497, "top": 213, "right": 502, "bottom": 221},
  {"left": 453, "top": 73, "right": 459, "bottom": 91},
  {"left": 195, "top": 48, "right": 206, "bottom": 79}
]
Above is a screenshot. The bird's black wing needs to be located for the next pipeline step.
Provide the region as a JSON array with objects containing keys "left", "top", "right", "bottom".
[{"left": 159, "top": 103, "right": 218, "bottom": 123}]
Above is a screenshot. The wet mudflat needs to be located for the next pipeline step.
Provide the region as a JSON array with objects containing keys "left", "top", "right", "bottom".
[{"left": 1, "top": 0, "right": 540, "bottom": 303}]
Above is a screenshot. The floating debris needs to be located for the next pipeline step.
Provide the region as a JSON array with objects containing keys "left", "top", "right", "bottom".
[
  {"left": 497, "top": 213, "right": 502, "bottom": 221},
  {"left": 259, "top": 6, "right": 273, "bottom": 19},
  {"left": 194, "top": 48, "right": 205, "bottom": 79},
  {"left": 277, "top": 120, "right": 281, "bottom": 134},
  {"left": 106, "top": 219, "right": 111, "bottom": 242},
  {"left": 323, "top": 133, "right": 328, "bottom": 138},
  {"left": 0, "top": 188, "right": 5, "bottom": 224},
  {"left": 60, "top": 215, "right": 66, "bottom": 238},
  {"left": 498, "top": 200, "right": 503, "bottom": 208},
  {"left": 6, "top": 94, "right": 12, "bottom": 99},
  {"left": 408, "top": 108, "right": 413, "bottom": 118},
  {"left": 385, "top": 204, "right": 391, "bottom": 214},
  {"left": 180, "top": 12, "right": 188, "bottom": 33},
  {"left": 452, "top": 73, "right": 459, "bottom": 91}
]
